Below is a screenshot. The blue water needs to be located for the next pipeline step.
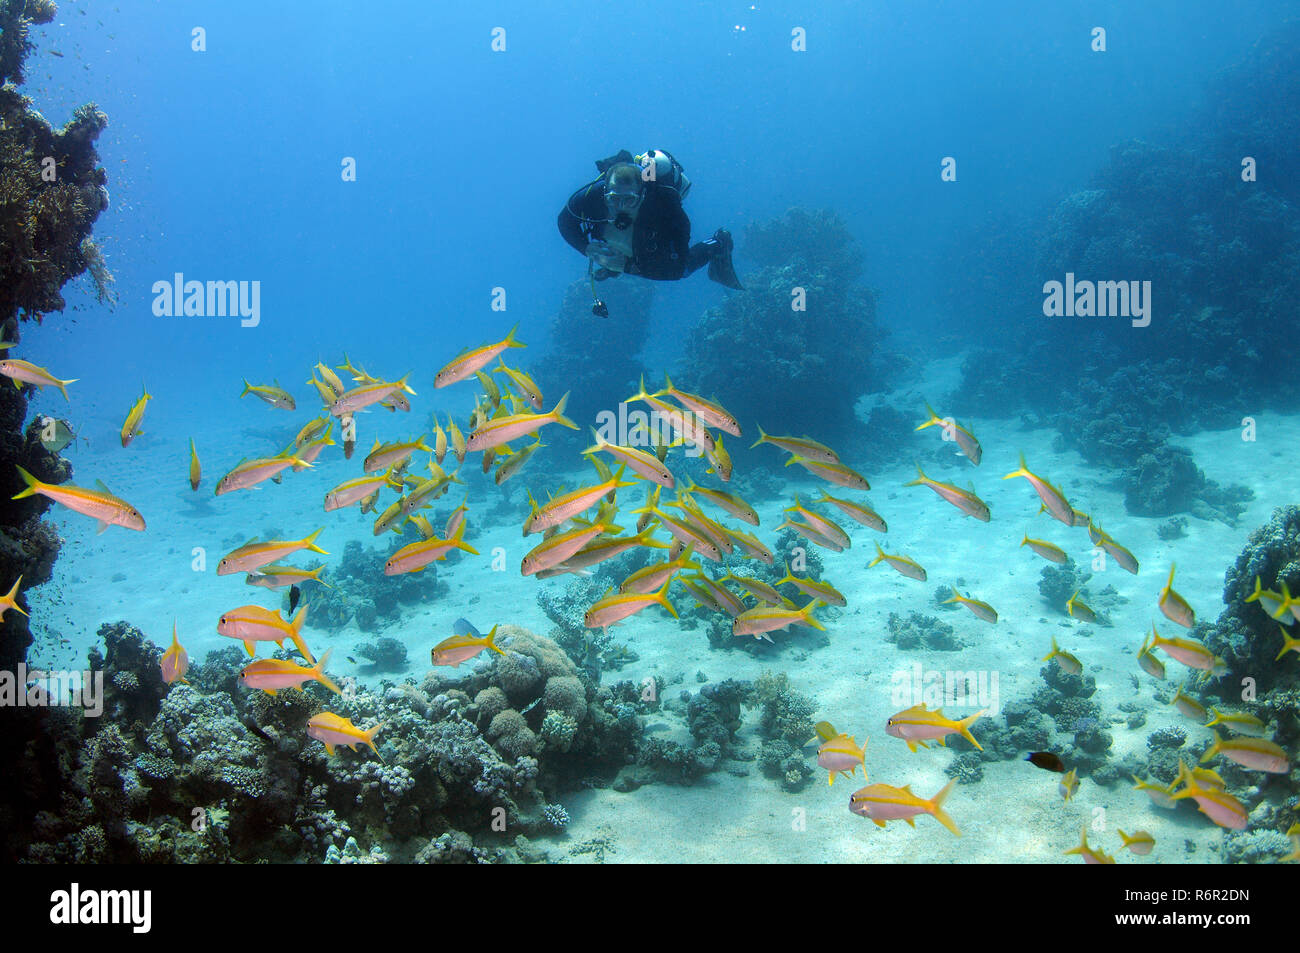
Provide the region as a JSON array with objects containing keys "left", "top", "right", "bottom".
[{"left": 11, "top": 0, "right": 1300, "bottom": 864}]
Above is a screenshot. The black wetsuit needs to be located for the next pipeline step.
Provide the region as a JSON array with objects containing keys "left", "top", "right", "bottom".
[{"left": 557, "top": 180, "right": 715, "bottom": 281}]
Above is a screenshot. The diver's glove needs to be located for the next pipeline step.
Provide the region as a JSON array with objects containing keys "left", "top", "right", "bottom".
[{"left": 586, "top": 240, "right": 623, "bottom": 272}]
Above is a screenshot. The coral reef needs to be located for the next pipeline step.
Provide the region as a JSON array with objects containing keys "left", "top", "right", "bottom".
[
  {"left": 7, "top": 623, "right": 667, "bottom": 861},
  {"left": 353, "top": 636, "right": 408, "bottom": 673},
  {"left": 1037, "top": 562, "right": 1088, "bottom": 613},
  {"left": 309, "top": 539, "right": 446, "bottom": 633},
  {"left": 539, "top": 277, "right": 653, "bottom": 449},
  {"left": 885, "top": 611, "right": 964, "bottom": 652},
  {"left": 1205, "top": 506, "right": 1300, "bottom": 698},
  {"left": 949, "top": 26, "right": 1300, "bottom": 512},
  {"left": 680, "top": 208, "right": 887, "bottom": 446},
  {"left": 753, "top": 671, "right": 816, "bottom": 791},
  {"left": 0, "top": 3, "right": 115, "bottom": 858}
]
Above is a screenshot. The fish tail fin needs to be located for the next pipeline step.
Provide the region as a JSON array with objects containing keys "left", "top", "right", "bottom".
[
  {"left": 1042, "top": 635, "right": 1060, "bottom": 661},
  {"left": 1245, "top": 575, "right": 1263, "bottom": 603},
  {"left": 1199, "top": 731, "right": 1221, "bottom": 763},
  {"left": 58, "top": 378, "right": 77, "bottom": 401},
  {"left": 303, "top": 526, "right": 329, "bottom": 555},
  {"left": 801, "top": 600, "right": 826, "bottom": 631},
  {"left": 749, "top": 424, "right": 768, "bottom": 450},
  {"left": 654, "top": 580, "right": 678, "bottom": 619},
  {"left": 313, "top": 648, "right": 341, "bottom": 694},
  {"left": 3, "top": 575, "right": 25, "bottom": 615},
  {"left": 867, "top": 540, "right": 885, "bottom": 567},
  {"left": 11, "top": 465, "right": 42, "bottom": 499},
  {"left": 929, "top": 779, "right": 961, "bottom": 836},
  {"left": 915, "top": 400, "right": 941, "bottom": 431},
  {"left": 484, "top": 624, "right": 507, "bottom": 656},
  {"left": 504, "top": 322, "right": 524, "bottom": 349},
  {"left": 1002, "top": 452, "right": 1029, "bottom": 481},
  {"left": 629, "top": 374, "right": 652, "bottom": 405},
  {"left": 959, "top": 711, "right": 986, "bottom": 751},
  {"left": 289, "top": 605, "right": 315, "bottom": 663},
  {"left": 776, "top": 559, "right": 794, "bottom": 586},
  {"left": 367, "top": 724, "right": 385, "bottom": 759},
  {"left": 240, "top": 378, "right": 251, "bottom": 397},
  {"left": 1276, "top": 627, "right": 1300, "bottom": 661},
  {"left": 1166, "top": 563, "right": 1177, "bottom": 591},
  {"left": 551, "top": 392, "right": 578, "bottom": 430}
]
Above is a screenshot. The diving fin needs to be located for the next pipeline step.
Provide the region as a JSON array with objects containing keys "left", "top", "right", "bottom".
[{"left": 707, "top": 228, "right": 744, "bottom": 290}]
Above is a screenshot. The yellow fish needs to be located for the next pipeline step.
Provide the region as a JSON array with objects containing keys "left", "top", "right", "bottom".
[
  {"left": 868, "top": 541, "right": 926, "bottom": 581},
  {"left": 0, "top": 356, "right": 76, "bottom": 400},
  {"left": 160, "top": 621, "right": 189, "bottom": 686},
  {"left": 915, "top": 401, "right": 982, "bottom": 465},
  {"left": 435, "top": 324, "right": 525, "bottom": 388},
  {"left": 1043, "top": 635, "right": 1082, "bottom": 676},
  {"left": 817, "top": 733, "right": 866, "bottom": 785},
  {"left": 308, "top": 712, "right": 384, "bottom": 757},
  {"left": 188, "top": 438, "right": 201, "bottom": 491},
  {"left": 0, "top": 576, "right": 28, "bottom": 620},
  {"left": 1117, "top": 829, "right": 1155, "bottom": 855},
  {"left": 12, "top": 466, "right": 145, "bottom": 532},
  {"left": 120, "top": 385, "right": 151, "bottom": 447},
  {"left": 240, "top": 378, "right": 296, "bottom": 410},
  {"left": 848, "top": 780, "right": 960, "bottom": 836},
  {"left": 944, "top": 585, "right": 997, "bottom": 623},
  {"left": 1002, "top": 453, "right": 1073, "bottom": 525},
  {"left": 1064, "top": 825, "right": 1115, "bottom": 864},
  {"left": 885, "top": 704, "right": 984, "bottom": 751},
  {"left": 1157, "top": 564, "right": 1196, "bottom": 628}
]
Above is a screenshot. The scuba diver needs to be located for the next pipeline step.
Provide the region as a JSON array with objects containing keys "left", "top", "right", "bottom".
[{"left": 558, "top": 149, "right": 743, "bottom": 316}]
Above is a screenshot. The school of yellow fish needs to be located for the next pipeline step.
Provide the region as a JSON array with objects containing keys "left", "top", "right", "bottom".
[{"left": 3, "top": 326, "right": 1297, "bottom": 862}]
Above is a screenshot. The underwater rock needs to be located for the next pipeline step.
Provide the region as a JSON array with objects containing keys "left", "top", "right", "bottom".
[
  {"left": 1124, "top": 444, "right": 1253, "bottom": 523},
  {"left": 324, "top": 834, "right": 389, "bottom": 864}
]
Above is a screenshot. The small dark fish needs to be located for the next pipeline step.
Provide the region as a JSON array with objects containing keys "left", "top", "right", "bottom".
[
  {"left": 49, "top": 50, "right": 64, "bottom": 57},
  {"left": 347, "top": 656, "right": 357, "bottom": 664},
  {"left": 452, "top": 617, "right": 481, "bottom": 639},
  {"left": 242, "top": 719, "right": 273, "bottom": 743},
  {"left": 1026, "top": 751, "right": 1066, "bottom": 773},
  {"left": 287, "top": 585, "right": 301, "bottom": 615}
]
